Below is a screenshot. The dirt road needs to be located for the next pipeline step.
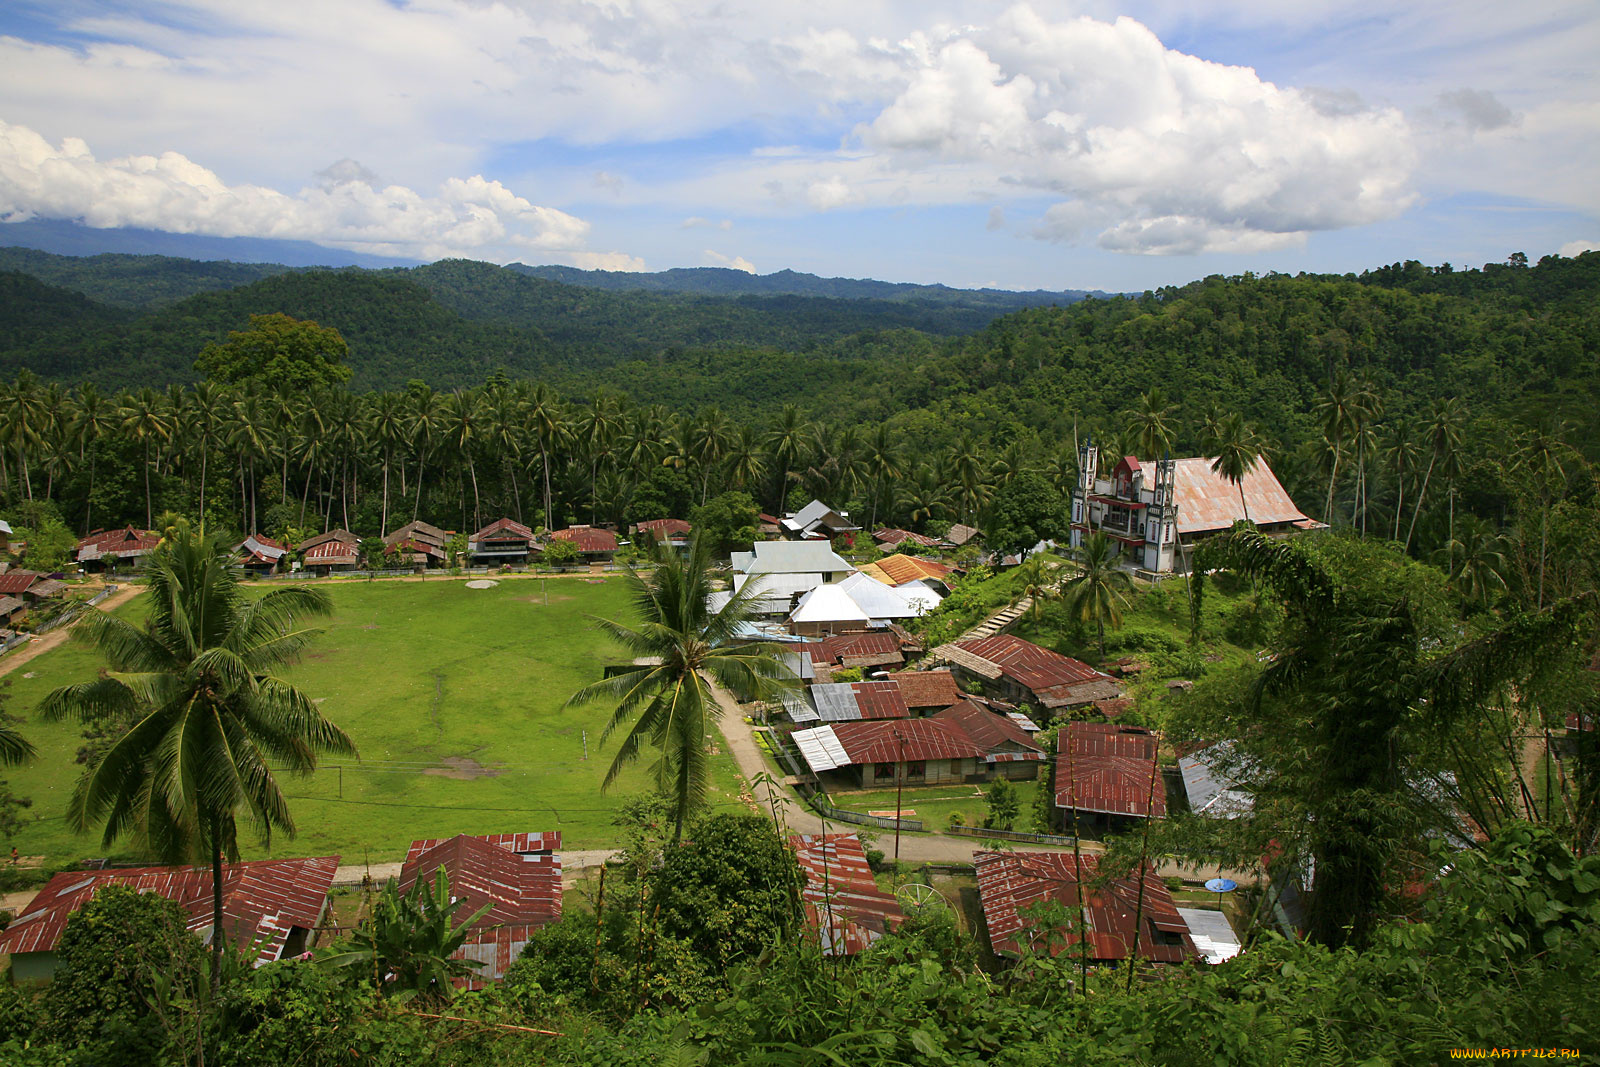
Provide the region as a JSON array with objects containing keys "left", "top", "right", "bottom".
[{"left": 0, "top": 583, "right": 146, "bottom": 679}]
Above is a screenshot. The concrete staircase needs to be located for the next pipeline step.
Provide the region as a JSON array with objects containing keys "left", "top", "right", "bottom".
[{"left": 925, "top": 596, "right": 1033, "bottom": 666}]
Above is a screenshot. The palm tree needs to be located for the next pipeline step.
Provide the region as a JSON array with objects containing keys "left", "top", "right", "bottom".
[
  {"left": 565, "top": 538, "right": 791, "bottom": 843},
  {"left": 408, "top": 386, "right": 444, "bottom": 523},
  {"left": 1124, "top": 386, "right": 1177, "bottom": 460},
  {"left": 121, "top": 386, "right": 172, "bottom": 528},
  {"left": 2, "top": 369, "right": 49, "bottom": 500},
  {"left": 322, "top": 867, "right": 491, "bottom": 1003},
  {"left": 186, "top": 382, "right": 227, "bottom": 530},
  {"left": 441, "top": 390, "right": 484, "bottom": 530},
  {"left": 723, "top": 424, "right": 768, "bottom": 494},
  {"left": 691, "top": 407, "right": 734, "bottom": 505},
  {"left": 1443, "top": 516, "right": 1509, "bottom": 609},
  {"left": 40, "top": 528, "right": 356, "bottom": 993},
  {"left": 1060, "top": 531, "right": 1132, "bottom": 658},
  {"left": 1383, "top": 420, "right": 1422, "bottom": 542},
  {"left": 1405, "top": 397, "right": 1465, "bottom": 553},
  {"left": 0, "top": 721, "right": 33, "bottom": 767},
  {"left": 1313, "top": 371, "right": 1357, "bottom": 525},
  {"left": 71, "top": 382, "right": 119, "bottom": 535},
  {"left": 764, "top": 404, "right": 816, "bottom": 515},
  {"left": 1209, "top": 413, "right": 1263, "bottom": 523},
  {"left": 523, "top": 383, "right": 568, "bottom": 531},
  {"left": 576, "top": 393, "right": 624, "bottom": 523},
  {"left": 367, "top": 391, "right": 408, "bottom": 535}
]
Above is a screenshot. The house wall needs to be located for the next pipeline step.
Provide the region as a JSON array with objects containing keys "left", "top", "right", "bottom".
[{"left": 9, "top": 951, "right": 58, "bottom": 982}]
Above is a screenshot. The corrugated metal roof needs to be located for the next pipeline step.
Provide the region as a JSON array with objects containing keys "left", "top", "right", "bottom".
[
  {"left": 945, "top": 523, "right": 980, "bottom": 546},
  {"left": 633, "top": 518, "right": 692, "bottom": 537},
  {"left": 862, "top": 555, "right": 954, "bottom": 586},
  {"left": 810, "top": 682, "right": 863, "bottom": 722},
  {"left": 1177, "top": 907, "right": 1241, "bottom": 964},
  {"left": 974, "top": 851, "right": 1196, "bottom": 963},
  {"left": 820, "top": 631, "right": 904, "bottom": 665},
  {"left": 0, "top": 595, "right": 25, "bottom": 617},
  {"left": 1178, "top": 742, "right": 1255, "bottom": 818},
  {"left": 398, "top": 832, "right": 562, "bottom": 989},
  {"left": 790, "top": 833, "right": 904, "bottom": 956},
  {"left": 828, "top": 718, "right": 982, "bottom": 765},
  {"left": 298, "top": 529, "right": 359, "bottom": 551},
  {"left": 551, "top": 525, "right": 618, "bottom": 552},
  {"left": 0, "top": 571, "right": 40, "bottom": 595},
  {"left": 0, "top": 856, "right": 339, "bottom": 963},
  {"left": 76, "top": 526, "right": 161, "bottom": 560},
  {"left": 792, "top": 584, "right": 871, "bottom": 623},
  {"left": 836, "top": 572, "right": 924, "bottom": 620},
  {"left": 850, "top": 680, "right": 911, "bottom": 720},
  {"left": 794, "top": 725, "right": 852, "bottom": 772},
  {"left": 1138, "top": 457, "right": 1308, "bottom": 535},
  {"left": 956, "top": 634, "right": 1116, "bottom": 700},
  {"left": 303, "top": 540, "right": 358, "bottom": 564},
  {"left": 872, "top": 528, "right": 943, "bottom": 548},
  {"left": 1008, "top": 711, "right": 1042, "bottom": 732},
  {"left": 741, "top": 541, "right": 854, "bottom": 575},
  {"left": 931, "top": 699, "right": 1042, "bottom": 755}
]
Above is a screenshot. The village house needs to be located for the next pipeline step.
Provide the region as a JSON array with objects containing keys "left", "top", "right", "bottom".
[
  {"left": 1055, "top": 722, "right": 1166, "bottom": 832},
  {"left": 0, "top": 568, "right": 69, "bottom": 605},
  {"left": 857, "top": 553, "right": 954, "bottom": 588},
  {"left": 886, "top": 669, "right": 965, "bottom": 714},
  {"left": 792, "top": 701, "right": 1044, "bottom": 789},
  {"left": 468, "top": 518, "right": 536, "bottom": 565},
  {"left": 974, "top": 851, "right": 1198, "bottom": 964},
  {"left": 383, "top": 520, "right": 449, "bottom": 568},
  {"left": 939, "top": 633, "right": 1122, "bottom": 714},
  {"left": 1178, "top": 742, "right": 1256, "bottom": 818},
  {"left": 0, "top": 519, "right": 13, "bottom": 552},
  {"left": 780, "top": 499, "right": 860, "bottom": 542},
  {"left": 731, "top": 540, "right": 855, "bottom": 616},
  {"left": 550, "top": 525, "right": 619, "bottom": 562},
  {"left": 297, "top": 530, "right": 361, "bottom": 574},
  {"left": 871, "top": 528, "right": 946, "bottom": 550},
  {"left": 631, "top": 518, "right": 692, "bottom": 549},
  {"left": 234, "top": 534, "right": 288, "bottom": 576},
  {"left": 944, "top": 523, "right": 980, "bottom": 547},
  {"left": 0, "top": 856, "right": 340, "bottom": 981},
  {"left": 75, "top": 526, "right": 161, "bottom": 571},
  {"left": 790, "top": 833, "right": 905, "bottom": 955},
  {"left": 789, "top": 678, "right": 912, "bottom": 725},
  {"left": 787, "top": 570, "right": 942, "bottom": 637},
  {"left": 397, "top": 832, "right": 562, "bottom": 990},
  {"left": 1070, "top": 439, "right": 1321, "bottom": 574}
]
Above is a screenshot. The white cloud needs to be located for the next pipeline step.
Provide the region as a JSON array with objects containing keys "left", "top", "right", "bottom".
[
  {"left": 0, "top": 119, "right": 589, "bottom": 260},
  {"left": 592, "top": 171, "right": 624, "bottom": 195},
  {"left": 1559, "top": 239, "right": 1599, "bottom": 257},
  {"left": 705, "top": 249, "right": 757, "bottom": 273},
  {"left": 681, "top": 216, "right": 733, "bottom": 229},
  {"left": 570, "top": 251, "right": 646, "bottom": 272}
]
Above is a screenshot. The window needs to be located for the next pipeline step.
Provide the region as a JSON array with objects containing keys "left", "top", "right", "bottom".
[
  {"left": 874, "top": 762, "right": 895, "bottom": 781},
  {"left": 906, "top": 760, "right": 926, "bottom": 780}
]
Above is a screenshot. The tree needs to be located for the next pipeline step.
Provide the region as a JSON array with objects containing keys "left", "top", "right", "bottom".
[
  {"left": 1208, "top": 413, "right": 1264, "bottom": 523},
  {"left": 541, "top": 536, "right": 579, "bottom": 566},
  {"left": 1123, "top": 386, "right": 1177, "bottom": 460},
  {"left": 195, "top": 313, "right": 354, "bottom": 390},
  {"left": 649, "top": 813, "right": 801, "bottom": 968},
  {"left": 40, "top": 527, "right": 356, "bottom": 994},
  {"left": 565, "top": 538, "right": 791, "bottom": 842},
  {"left": 1060, "top": 531, "right": 1132, "bottom": 658},
  {"left": 1190, "top": 528, "right": 1593, "bottom": 948},
  {"left": 688, "top": 491, "right": 760, "bottom": 557},
  {"left": 320, "top": 867, "right": 492, "bottom": 1003},
  {"left": 983, "top": 777, "right": 1020, "bottom": 830},
  {"left": 986, "top": 471, "right": 1070, "bottom": 561}
]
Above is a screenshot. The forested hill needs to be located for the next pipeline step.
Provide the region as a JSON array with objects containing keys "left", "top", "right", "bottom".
[
  {"left": 511, "top": 262, "right": 1108, "bottom": 307},
  {"left": 0, "top": 246, "right": 293, "bottom": 309}
]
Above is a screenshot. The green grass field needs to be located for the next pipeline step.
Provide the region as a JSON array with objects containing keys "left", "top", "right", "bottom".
[
  {"left": 827, "top": 780, "right": 1045, "bottom": 834},
  {"left": 1, "top": 576, "right": 750, "bottom": 868}
]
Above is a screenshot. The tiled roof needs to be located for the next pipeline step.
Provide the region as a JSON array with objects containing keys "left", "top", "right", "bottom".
[
  {"left": 0, "top": 570, "right": 41, "bottom": 595},
  {"left": 887, "top": 669, "right": 964, "bottom": 709},
  {"left": 471, "top": 518, "right": 535, "bottom": 542},
  {"left": 399, "top": 832, "right": 562, "bottom": 989},
  {"left": 955, "top": 634, "right": 1118, "bottom": 707},
  {"left": 551, "top": 525, "right": 618, "bottom": 552},
  {"left": 76, "top": 527, "right": 161, "bottom": 560},
  {"left": 1056, "top": 723, "right": 1164, "bottom": 818},
  {"left": 930, "top": 699, "right": 1043, "bottom": 756},
  {"left": 0, "top": 856, "right": 339, "bottom": 963},
  {"left": 975, "top": 850, "right": 1195, "bottom": 962},
  {"left": 863, "top": 555, "right": 953, "bottom": 586},
  {"left": 791, "top": 833, "right": 904, "bottom": 955},
  {"left": 1139, "top": 456, "right": 1308, "bottom": 535}
]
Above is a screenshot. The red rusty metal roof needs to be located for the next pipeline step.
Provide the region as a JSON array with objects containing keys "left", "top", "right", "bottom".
[
  {"left": 633, "top": 518, "right": 692, "bottom": 538},
  {"left": 956, "top": 634, "right": 1112, "bottom": 696},
  {"left": 471, "top": 518, "right": 535, "bottom": 542},
  {"left": 0, "top": 570, "right": 42, "bottom": 595},
  {"left": 399, "top": 832, "right": 562, "bottom": 989},
  {"left": 1056, "top": 723, "right": 1164, "bottom": 818},
  {"left": 887, "top": 669, "right": 964, "bottom": 709},
  {"left": 0, "top": 856, "right": 339, "bottom": 962},
  {"left": 551, "top": 525, "right": 618, "bottom": 552},
  {"left": 872, "top": 528, "right": 942, "bottom": 548},
  {"left": 828, "top": 718, "right": 983, "bottom": 764},
  {"left": 974, "top": 850, "right": 1196, "bottom": 963},
  {"left": 820, "top": 631, "right": 904, "bottom": 665},
  {"left": 297, "top": 529, "right": 359, "bottom": 551},
  {"left": 849, "top": 680, "right": 911, "bottom": 720},
  {"left": 76, "top": 526, "right": 161, "bottom": 560},
  {"left": 930, "top": 699, "right": 1043, "bottom": 756},
  {"left": 302, "top": 540, "right": 358, "bottom": 564},
  {"left": 1140, "top": 457, "right": 1308, "bottom": 535},
  {"left": 869, "top": 554, "right": 953, "bottom": 585},
  {"left": 790, "top": 832, "right": 904, "bottom": 955}
]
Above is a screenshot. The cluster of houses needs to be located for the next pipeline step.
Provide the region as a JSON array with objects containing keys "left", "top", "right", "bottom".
[{"left": 0, "top": 565, "right": 70, "bottom": 631}]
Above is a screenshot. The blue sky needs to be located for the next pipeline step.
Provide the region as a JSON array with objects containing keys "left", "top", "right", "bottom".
[{"left": 0, "top": 1, "right": 1595, "bottom": 290}]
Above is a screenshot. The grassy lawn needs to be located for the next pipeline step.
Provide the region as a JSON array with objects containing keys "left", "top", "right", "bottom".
[
  {"left": 827, "top": 779, "right": 1044, "bottom": 835},
  {"left": 1, "top": 576, "right": 749, "bottom": 868}
]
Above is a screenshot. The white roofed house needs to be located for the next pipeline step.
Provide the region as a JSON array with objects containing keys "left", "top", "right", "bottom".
[
  {"left": 780, "top": 500, "right": 860, "bottom": 542},
  {"left": 731, "top": 540, "right": 855, "bottom": 616},
  {"left": 1069, "top": 438, "right": 1323, "bottom": 574}
]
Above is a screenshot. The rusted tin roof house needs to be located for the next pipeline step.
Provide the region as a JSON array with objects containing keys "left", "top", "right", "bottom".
[
  {"left": 75, "top": 526, "right": 161, "bottom": 570},
  {"left": 631, "top": 518, "right": 692, "bottom": 548},
  {"left": 235, "top": 534, "right": 288, "bottom": 575},
  {"left": 1055, "top": 722, "right": 1166, "bottom": 831},
  {"left": 0, "top": 856, "right": 340, "bottom": 982},
  {"left": 298, "top": 530, "right": 361, "bottom": 573},
  {"left": 398, "top": 832, "right": 562, "bottom": 990},
  {"left": 793, "top": 701, "right": 1044, "bottom": 789},
  {"left": 550, "top": 525, "right": 618, "bottom": 561},
  {"left": 790, "top": 833, "right": 904, "bottom": 955},
  {"left": 469, "top": 518, "right": 535, "bottom": 564},
  {"left": 940, "top": 633, "right": 1123, "bottom": 712},
  {"left": 974, "top": 850, "right": 1197, "bottom": 964},
  {"left": 383, "top": 520, "right": 449, "bottom": 567}
]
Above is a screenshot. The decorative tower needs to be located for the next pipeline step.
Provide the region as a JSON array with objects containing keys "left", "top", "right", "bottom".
[
  {"left": 1147, "top": 452, "right": 1178, "bottom": 572},
  {"left": 1072, "top": 434, "right": 1099, "bottom": 549}
]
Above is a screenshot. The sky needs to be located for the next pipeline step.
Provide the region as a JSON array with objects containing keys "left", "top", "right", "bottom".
[{"left": 0, "top": 0, "right": 1596, "bottom": 291}]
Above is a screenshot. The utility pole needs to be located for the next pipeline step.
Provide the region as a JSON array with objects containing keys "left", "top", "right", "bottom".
[{"left": 893, "top": 728, "right": 906, "bottom": 866}]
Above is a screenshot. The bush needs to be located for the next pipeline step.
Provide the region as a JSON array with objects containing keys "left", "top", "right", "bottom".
[
  {"left": 652, "top": 815, "right": 801, "bottom": 969},
  {"left": 542, "top": 538, "right": 579, "bottom": 566}
]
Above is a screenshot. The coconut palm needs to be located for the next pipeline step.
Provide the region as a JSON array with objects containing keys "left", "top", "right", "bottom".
[
  {"left": 723, "top": 424, "right": 768, "bottom": 493},
  {"left": 40, "top": 527, "right": 356, "bottom": 993},
  {"left": 0, "top": 723, "right": 33, "bottom": 766},
  {"left": 1060, "top": 531, "right": 1132, "bottom": 658},
  {"left": 1443, "top": 516, "right": 1509, "bottom": 608},
  {"left": 1313, "top": 371, "right": 1358, "bottom": 524},
  {"left": 1124, "top": 386, "right": 1177, "bottom": 460},
  {"left": 566, "top": 537, "right": 791, "bottom": 843},
  {"left": 764, "top": 404, "right": 817, "bottom": 515},
  {"left": 367, "top": 391, "right": 409, "bottom": 535},
  {"left": 1405, "top": 397, "right": 1465, "bottom": 553},
  {"left": 1209, "top": 414, "right": 1264, "bottom": 524},
  {"left": 120, "top": 386, "right": 173, "bottom": 528},
  {"left": 1383, "top": 419, "right": 1422, "bottom": 542},
  {"left": 321, "top": 866, "right": 492, "bottom": 1003}
]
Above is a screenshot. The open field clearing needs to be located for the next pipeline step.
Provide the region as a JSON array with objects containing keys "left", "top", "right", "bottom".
[{"left": 1, "top": 576, "right": 749, "bottom": 867}]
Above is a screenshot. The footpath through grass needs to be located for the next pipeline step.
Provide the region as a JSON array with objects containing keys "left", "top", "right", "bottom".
[{"left": 2, "top": 575, "right": 748, "bottom": 868}]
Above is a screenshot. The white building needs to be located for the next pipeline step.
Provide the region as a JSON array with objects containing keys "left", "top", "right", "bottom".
[{"left": 731, "top": 540, "right": 856, "bottom": 615}]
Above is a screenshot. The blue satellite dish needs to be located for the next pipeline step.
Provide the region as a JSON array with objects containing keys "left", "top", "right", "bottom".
[{"left": 1204, "top": 878, "right": 1238, "bottom": 893}]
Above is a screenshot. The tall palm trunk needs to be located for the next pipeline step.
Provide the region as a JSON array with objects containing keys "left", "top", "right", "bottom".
[
  {"left": 1405, "top": 455, "right": 1437, "bottom": 552},
  {"left": 468, "top": 458, "right": 481, "bottom": 532},
  {"left": 413, "top": 451, "right": 427, "bottom": 522},
  {"left": 199, "top": 445, "right": 208, "bottom": 530},
  {"left": 210, "top": 817, "right": 225, "bottom": 998},
  {"left": 144, "top": 441, "right": 153, "bottom": 527},
  {"left": 1324, "top": 447, "right": 1341, "bottom": 525},
  {"left": 380, "top": 449, "right": 390, "bottom": 536},
  {"left": 542, "top": 450, "right": 554, "bottom": 532}
]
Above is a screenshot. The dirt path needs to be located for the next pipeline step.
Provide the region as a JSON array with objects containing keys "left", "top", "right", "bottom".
[{"left": 0, "top": 583, "right": 145, "bottom": 679}]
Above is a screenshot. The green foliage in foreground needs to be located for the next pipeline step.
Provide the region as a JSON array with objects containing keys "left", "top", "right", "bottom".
[{"left": 3, "top": 820, "right": 1595, "bottom": 1066}]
